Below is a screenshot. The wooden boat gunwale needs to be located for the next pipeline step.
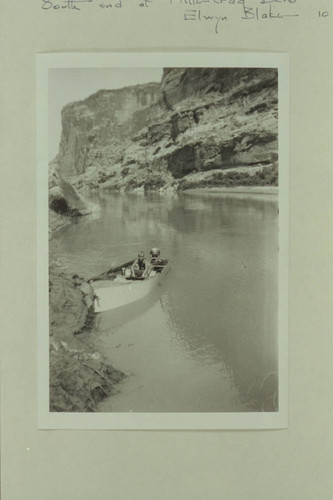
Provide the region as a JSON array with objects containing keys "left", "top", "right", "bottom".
[
  {"left": 89, "top": 258, "right": 168, "bottom": 283},
  {"left": 90, "top": 258, "right": 169, "bottom": 313}
]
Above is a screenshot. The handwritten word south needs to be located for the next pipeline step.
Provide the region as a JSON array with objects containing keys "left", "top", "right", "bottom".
[{"left": 41, "top": 0, "right": 155, "bottom": 9}]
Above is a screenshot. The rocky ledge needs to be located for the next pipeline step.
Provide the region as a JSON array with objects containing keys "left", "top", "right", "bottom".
[{"left": 48, "top": 159, "right": 101, "bottom": 236}]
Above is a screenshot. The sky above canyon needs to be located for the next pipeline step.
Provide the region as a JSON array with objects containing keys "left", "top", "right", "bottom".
[{"left": 48, "top": 68, "right": 163, "bottom": 161}]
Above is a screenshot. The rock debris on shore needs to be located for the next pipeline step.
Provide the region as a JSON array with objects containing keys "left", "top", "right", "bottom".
[{"left": 49, "top": 262, "right": 125, "bottom": 412}]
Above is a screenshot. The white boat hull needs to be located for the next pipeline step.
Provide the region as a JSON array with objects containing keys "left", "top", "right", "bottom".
[{"left": 92, "top": 269, "right": 166, "bottom": 313}]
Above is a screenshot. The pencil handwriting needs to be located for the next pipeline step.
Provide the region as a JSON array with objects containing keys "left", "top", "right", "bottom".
[{"left": 39, "top": 0, "right": 331, "bottom": 35}]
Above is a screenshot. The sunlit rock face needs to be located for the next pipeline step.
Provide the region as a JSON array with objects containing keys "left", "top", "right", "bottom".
[
  {"left": 55, "top": 68, "right": 278, "bottom": 191},
  {"left": 58, "top": 83, "right": 161, "bottom": 177}
]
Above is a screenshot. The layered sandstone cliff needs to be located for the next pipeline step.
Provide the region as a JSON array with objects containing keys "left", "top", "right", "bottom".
[{"left": 54, "top": 68, "right": 278, "bottom": 191}]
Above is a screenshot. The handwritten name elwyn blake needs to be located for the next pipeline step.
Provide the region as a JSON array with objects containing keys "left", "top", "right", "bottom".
[{"left": 184, "top": 9, "right": 227, "bottom": 33}]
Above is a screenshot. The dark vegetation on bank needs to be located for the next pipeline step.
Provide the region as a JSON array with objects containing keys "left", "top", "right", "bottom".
[
  {"left": 71, "top": 163, "right": 278, "bottom": 193},
  {"left": 177, "top": 164, "right": 278, "bottom": 190}
]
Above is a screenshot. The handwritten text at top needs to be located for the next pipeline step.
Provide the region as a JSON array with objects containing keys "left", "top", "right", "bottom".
[{"left": 40, "top": 0, "right": 330, "bottom": 35}]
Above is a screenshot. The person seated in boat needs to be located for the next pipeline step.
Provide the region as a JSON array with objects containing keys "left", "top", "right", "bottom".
[
  {"left": 149, "top": 248, "right": 166, "bottom": 273},
  {"left": 131, "top": 251, "right": 149, "bottom": 279},
  {"left": 149, "top": 247, "right": 163, "bottom": 265}
]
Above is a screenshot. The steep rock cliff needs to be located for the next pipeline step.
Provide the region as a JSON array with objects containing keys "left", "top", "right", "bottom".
[
  {"left": 161, "top": 67, "right": 276, "bottom": 107},
  {"left": 58, "top": 83, "right": 161, "bottom": 177},
  {"left": 55, "top": 68, "right": 278, "bottom": 190}
]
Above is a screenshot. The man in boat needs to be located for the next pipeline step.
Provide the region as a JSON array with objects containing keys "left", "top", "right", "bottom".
[
  {"left": 149, "top": 247, "right": 167, "bottom": 273},
  {"left": 149, "top": 247, "right": 162, "bottom": 265},
  {"left": 131, "top": 251, "right": 149, "bottom": 279}
]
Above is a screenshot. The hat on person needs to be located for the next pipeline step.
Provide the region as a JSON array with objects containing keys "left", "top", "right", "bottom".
[{"left": 150, "top": 248, "right": 160, "bottom": 257}]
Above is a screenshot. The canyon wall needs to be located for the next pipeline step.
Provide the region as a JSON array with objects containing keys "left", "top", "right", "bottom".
[
  {"left": 58, "top": 82, "right": 161, "bottom": 177},
  {"left": 54, "top": 68, "right": 278, "bottom": 191}
]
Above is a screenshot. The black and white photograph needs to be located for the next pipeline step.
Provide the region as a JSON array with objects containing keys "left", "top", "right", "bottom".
[{"left": 38, "top": 53, "right": 288, "bottom": 429}]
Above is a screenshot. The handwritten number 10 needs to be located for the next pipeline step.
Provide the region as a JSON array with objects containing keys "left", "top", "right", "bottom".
[{"left": 318, "top": 11, "right": 329, "bottom": 17}]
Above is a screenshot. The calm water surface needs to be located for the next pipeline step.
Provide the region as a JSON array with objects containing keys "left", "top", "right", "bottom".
[{"left": 52, "top": 190, "right": 278, "bottom": 412}]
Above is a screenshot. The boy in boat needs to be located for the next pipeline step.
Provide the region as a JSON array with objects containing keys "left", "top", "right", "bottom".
[{"left": 131, "top": 251, "right": 149, "bottom": 279}]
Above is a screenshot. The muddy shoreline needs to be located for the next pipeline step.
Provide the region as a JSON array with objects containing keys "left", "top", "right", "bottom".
[{"left": 49, "top": 261, "right": 125, "bottom": 412}]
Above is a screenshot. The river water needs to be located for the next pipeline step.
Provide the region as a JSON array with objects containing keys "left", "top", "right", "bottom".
[{"left": 52, "top": 190, "right": 279, "bottom": 412}]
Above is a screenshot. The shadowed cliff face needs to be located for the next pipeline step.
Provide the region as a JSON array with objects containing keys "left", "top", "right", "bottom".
[{"left": 55, "top": 68, "right": 278, "bottom": 191}]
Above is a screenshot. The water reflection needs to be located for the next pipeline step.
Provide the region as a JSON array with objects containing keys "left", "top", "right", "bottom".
[{"left": 52, "top": 190, "right": 279, "bottom": 412}]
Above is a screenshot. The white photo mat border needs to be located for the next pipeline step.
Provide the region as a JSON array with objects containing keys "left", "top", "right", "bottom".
[{"left": 37, "top": 52, "right": 289, "bottom": 430}]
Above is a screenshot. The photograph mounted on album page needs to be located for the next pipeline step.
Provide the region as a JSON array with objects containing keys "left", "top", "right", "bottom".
[{"left": 37, "top": 52, "right": 288, "bottom": 430}]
